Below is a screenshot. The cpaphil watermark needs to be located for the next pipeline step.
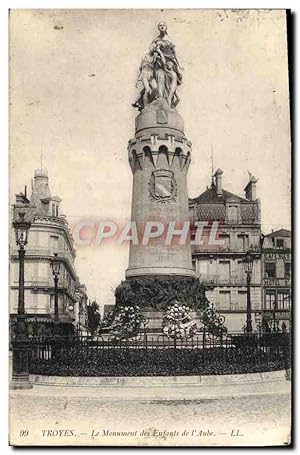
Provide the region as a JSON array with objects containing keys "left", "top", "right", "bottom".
[{"left": 71, "top": 220, "right": 224, "bottom": 247}]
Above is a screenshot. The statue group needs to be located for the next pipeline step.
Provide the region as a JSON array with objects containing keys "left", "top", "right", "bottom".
[{"left": 132, "top": 22, "right": 183, "bottom": 111}]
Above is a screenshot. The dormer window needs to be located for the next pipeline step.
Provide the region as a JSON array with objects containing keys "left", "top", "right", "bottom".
[
  {"left": 228, "top": 205, "right": 238, "bottom": 223},
  {"left": 276, "top": 238, "right": 284, "bottom": 249}
]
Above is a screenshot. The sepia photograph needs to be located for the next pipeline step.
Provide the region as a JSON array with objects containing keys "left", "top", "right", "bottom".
[{"left": 8, "top": 8, "right": 292, "bottom": 447}]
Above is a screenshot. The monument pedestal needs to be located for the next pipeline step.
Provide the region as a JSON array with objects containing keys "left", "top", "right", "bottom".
[{"left": 126, "top": 98, "right": 194, "bottom": 280}]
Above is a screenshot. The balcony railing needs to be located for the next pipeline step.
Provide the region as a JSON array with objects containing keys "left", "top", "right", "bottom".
[
  {"left": 197, "top": 274, "right": 260, "bottom": 286},
  {"left": 31, "top": 278, "right": 51, "bottom": 288},
  {"left": 13, "top": 277, "right": 76, "bottom": 298},
  {"left": 11, "top": 247, "right": 50, "bottom": 257},
  {"left": 192, "top": 245, "right": 232, "bottom": 254},
  {"left": 11, "top": 248, "right": 76, "bottom": 273},
  {"left": 192, "top": 245, "right": 262, "bottom": 254}
]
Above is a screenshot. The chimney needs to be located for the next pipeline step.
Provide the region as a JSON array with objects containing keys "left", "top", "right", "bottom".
[
  {"left": 15, "top": 192, "right": 29, "bottom": 204},
  {"left": 244, "top": 172, "right": 258, "bottom": 201},
  {"left": 214, "top": 168, "right": 223, "bottom": 195}
]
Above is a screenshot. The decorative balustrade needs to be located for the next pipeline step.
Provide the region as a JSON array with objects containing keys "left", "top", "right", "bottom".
[
  {"left": 192, "top": 244, "right": 262, "bottom": 254},
  {"left": 192, "top": 245, "right": 232, "bottom": 254},
  {"left": 197, "top": 274, "right": 261, "bottom": 286},
  {"left": 31, "top": 277, "right": 51, "bottom": 288},
  {"left": 12, "top": 275, "right": 76, "bottom": 300},
  {"left": 11, "top": 247, "right": 74, "bottom": 262}
]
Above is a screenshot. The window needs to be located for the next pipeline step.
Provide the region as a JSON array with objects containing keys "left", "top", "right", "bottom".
[
  {"left": 237, "top": 234, "right": 249, "bottom": 252},
  {"left": 219, "top": 261, "right": 230, "bottom": 282},
  {"left": 66, "top": 272, "right": 72, "bottom": 288},
  {"left": 276, "top": 238, "right": 284, "bottom": 249},
  {"left": 237, "top": 260, "right": 245, "bottom": 281},
  {"left": 50, "top": 235, "right": 59, "bottom": 254},
  {"left": 265, "top": 262, "right": 276, "bottom": 278},
  {"left": 228, "top": 205, "right": 238, "bottom": 223},
  {"left": 278, "top": 291, "right": 290, "bottom": 310},
  {"left": 265, "top": 291, "right": 276, "bottom": 310},
  {"left": 198, "top": 260, "right": 208, "bottom": 278},
  {"left": 237, "top": 290, "right": 247, "bottom": 311},
  {"left": 219, "top": 233, "right": 230, "bottom": 249},
  {"left": 237, "top": 235, "right": 243, "bottom": 251},
  {"left": 218, "top": 291, "right": 231, "bottom": 310},
  {"left": 284, "top": 262, "right": 291, "bottom": 278},
  {"left": 49, "top": 294, "right": 54, "bottom": 313}
]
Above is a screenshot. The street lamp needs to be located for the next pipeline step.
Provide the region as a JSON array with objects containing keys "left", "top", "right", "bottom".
[
  {"left": 13, "top": 212, "right": 31, "bottom": 315},
  {"left": 11, "top": 210, "right": 32, "bottom": 390},
  {"left": 243, "top": 250, "right": 254, "bottom": 333},
  {"left": 50, "top": 253, "right": 61, "bottom": 322}
]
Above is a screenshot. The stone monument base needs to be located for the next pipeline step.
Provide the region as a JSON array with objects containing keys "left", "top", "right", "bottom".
[{"left": 142, "top": 310, "right": 201, "bottom": 336}]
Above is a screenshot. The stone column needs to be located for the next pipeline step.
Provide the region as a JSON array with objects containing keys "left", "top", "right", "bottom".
[{"left": 126, "top": 98, "right": 195, "bottom": 280}]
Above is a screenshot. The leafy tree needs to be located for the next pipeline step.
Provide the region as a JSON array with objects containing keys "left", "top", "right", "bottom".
[
  {"left": 86, "top": 300, "right": 101, "bottom": 336},
  {"left": 101, "top": 309, "right": 115, "bottom": 329}
]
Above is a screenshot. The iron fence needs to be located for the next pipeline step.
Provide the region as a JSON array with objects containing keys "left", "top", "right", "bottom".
[{"left": 28, "top": 330, "right": 291, "bottom": 377}]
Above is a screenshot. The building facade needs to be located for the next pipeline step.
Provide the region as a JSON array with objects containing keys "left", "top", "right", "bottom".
[
  {"left": 261, "top": 229, "right": 291, "bottom": 331},
  {"left": 10, "top": 169, "right": 88, "bottom": 324},
  {"left": 189, "top": 170, "right": 262, "bottom": 332}
]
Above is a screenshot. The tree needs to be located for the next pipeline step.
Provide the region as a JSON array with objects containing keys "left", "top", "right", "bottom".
[{"left": 86, "top": 300, "right": 101, "bottom": 336}]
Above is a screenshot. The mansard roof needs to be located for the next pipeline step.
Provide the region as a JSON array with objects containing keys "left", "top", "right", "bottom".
[
  {"left": 189, "top": 184, "right": 248, "bottom": 204},
  {"left": 265, "top": 228, "right": 291, "bottom": 238}
]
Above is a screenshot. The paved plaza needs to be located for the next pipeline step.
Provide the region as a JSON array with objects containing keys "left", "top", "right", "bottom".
[{"left": 10, "top": 379, "right": 291, "bottom": 447}]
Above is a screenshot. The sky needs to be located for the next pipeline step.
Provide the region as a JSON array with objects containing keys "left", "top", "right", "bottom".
[{"left": 9, "top": 9, "right": 291, "bottom": 309}]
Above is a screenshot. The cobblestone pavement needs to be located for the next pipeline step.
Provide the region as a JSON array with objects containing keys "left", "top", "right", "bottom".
[{"left": 9, "top": 387, "right": 291, "bottom": 447}]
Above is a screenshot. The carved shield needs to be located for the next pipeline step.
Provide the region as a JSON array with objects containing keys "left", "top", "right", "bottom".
[
  {"left": 154, "top": 173, "right": 172, "bottom": 198},
  {"left": 149, "top": 169, "right": 177, "bottom": 203}
]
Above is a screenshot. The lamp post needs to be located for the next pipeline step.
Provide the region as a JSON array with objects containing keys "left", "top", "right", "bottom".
[
  {"left": 50, "top": 253, "right": 61, "bottom": 322},
  {"left": 243, "top": 250, "right": 254, "bottom": 333},
  {"left": 11, "top": 211, "right": 32, "bottom": 390}
]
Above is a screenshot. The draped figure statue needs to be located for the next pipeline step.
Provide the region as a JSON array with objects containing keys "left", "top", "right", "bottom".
[{"left": 132, "top": 22, "right": 183, "bottom": 111}]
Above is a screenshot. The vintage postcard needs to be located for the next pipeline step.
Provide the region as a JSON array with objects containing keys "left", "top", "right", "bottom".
[{"left": 9, "top": 9, "right": 292, "bottom": 446}]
